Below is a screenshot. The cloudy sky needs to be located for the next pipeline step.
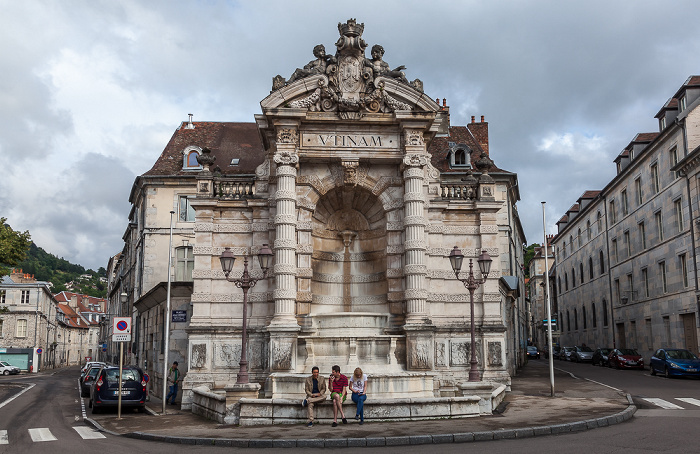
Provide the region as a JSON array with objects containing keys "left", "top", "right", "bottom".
[{"left": 2, "top": 0, "right": 699, "bottom": 270}]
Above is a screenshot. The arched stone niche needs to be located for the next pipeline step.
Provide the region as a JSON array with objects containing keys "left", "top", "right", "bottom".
[{"left": 310, "top": 185, "right": 388, "bottom": 314}]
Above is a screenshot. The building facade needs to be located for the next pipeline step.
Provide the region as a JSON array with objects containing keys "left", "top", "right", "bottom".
[
  {"left": 553, "top": 76, "right": 700, "bottom": 362},
  {"left": 527, "top": 238, "right": 557, "bottom": 348},
  {"left": 111, "top": 19, "right": 527, "bottom": 408}
]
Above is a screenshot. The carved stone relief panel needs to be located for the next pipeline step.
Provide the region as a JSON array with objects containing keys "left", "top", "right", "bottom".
[
  {"left": 271, "top": 338, "right": 294, "bottom": 371},
  {"left": 488, "top": 342, "right": 503, "bottom": 366},
  {"left": 435, "top": 340, "right": 447, "bottom": 367},
  {"left": 191, "top": 344, "right": 207, "bottom": 369},
  {"left": 407, "top": 335, "right": 433, "bottom": 370},
  {"left": 214, "top": 342, "right": 240, "bottom": 369},
  {"left": 450, "top": 340, "right": 481, "bottom": 367}
]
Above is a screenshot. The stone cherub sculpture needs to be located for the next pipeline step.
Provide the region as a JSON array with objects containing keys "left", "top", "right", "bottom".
[
  {"left": 365, "top": 44, "right": 408, "bottom": 84},
  {"left": 288, "top": 44, "right": 337, "bottom": 84}
]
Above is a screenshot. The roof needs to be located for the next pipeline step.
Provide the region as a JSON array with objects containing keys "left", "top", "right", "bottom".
[
  {"left": 672, "top": 75, "right": 700, "bottom": 99},
  {"left": 428, "top": 125, "right": 505, "bottom": 173},
  {"left": 579, "top": 190, "right": 601, "bottom": 200},
  {"left": 56, "top": 303, "right": 90, "bottom": 329},
  {"left": 144, "top": 122, "right": 265, "bottom": 177}
]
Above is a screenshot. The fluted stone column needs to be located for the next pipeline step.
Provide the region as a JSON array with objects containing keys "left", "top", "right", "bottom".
[
  {"left": 401, "top": 129, "right": 434, "bottom": 370},
  {"left": 268, "top": 127, "right": 300, "bottom": 371}
]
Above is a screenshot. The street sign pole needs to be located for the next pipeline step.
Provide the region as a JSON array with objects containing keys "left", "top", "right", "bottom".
[{"left": 118, "top": 341, "right": 124, "bottom": 419}]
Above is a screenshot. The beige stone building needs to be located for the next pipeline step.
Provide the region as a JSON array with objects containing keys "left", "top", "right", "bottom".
[
  {"left": 111, "top": 20, "right": 526, "bottom": 409},
  {"left": 527, "top": 238, "right": 557, "bottom": 348},
  {"left": 553, "top": 76, "right": 700, "bottom": 361}
]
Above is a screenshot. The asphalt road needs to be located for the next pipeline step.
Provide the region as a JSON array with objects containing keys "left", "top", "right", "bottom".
[{"left": 1, "top": 361, "right": 698, "bottom": 453}]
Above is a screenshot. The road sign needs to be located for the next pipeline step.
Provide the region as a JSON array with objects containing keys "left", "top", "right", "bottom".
[
  {"left": 36, "top": 348, "right": 43, "bottom": 354},
  {"left": 113, "top": 317, "right": 132, "bottom": 342},
  {"left": 172, "top": 310, "right": 187, "bottom": 322}
]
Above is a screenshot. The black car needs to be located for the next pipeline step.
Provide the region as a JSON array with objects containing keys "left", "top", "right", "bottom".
[
  {"left": 527, "top": 346, "right": 540, "bottom": 359},
  {"left": 592, "top": 348, "right": 613, "bottom": 366},
  {"left": 80, "top": 365, "right": 102, "bottom": 397},
  {"left": 89, "top": 366, "right": 147, "bottom": 413}
]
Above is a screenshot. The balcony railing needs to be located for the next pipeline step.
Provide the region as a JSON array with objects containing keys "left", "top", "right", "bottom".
[
  {"left": 440, "top": 182, "right": 478, "bottom": 200},
  {"left": 214, "top": 179, "right": 256, "bottom": 199}
]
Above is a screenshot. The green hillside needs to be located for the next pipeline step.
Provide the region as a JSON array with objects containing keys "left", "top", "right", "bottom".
[{"left": 16, "top": 243, "right": 107, "bottom": 297}]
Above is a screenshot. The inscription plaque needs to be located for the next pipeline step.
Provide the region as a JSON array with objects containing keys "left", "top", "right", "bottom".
[{"left": 302, "top": 132, "right": 399, "bottom": 149}]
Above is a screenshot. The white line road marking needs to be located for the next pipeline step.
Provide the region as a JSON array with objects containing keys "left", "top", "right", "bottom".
[
  {"left": 28, "top": 428, "right": 57, "bottom": 442},
  {"left": 73, "top": 426, "right": 106, "bottom": 439},
  {"left": 642, "top": 398, "right": 684, "bottom": 409},
  {"left": 0, "top": 383, "right": 36, "bottom": 410},
  {"left": 676, "top": 398, "right": 700, "bottom": 407},
  {"left": 0, "top": 430, "right": 8, "bottom": 445}
]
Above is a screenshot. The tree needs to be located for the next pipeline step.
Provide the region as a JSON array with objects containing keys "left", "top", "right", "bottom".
[
  {"left": 0, "top": 218, "right": 31, "bottom": 278},
  {"left": 523, "top": 243, "right": 540, "bottom": 278}
]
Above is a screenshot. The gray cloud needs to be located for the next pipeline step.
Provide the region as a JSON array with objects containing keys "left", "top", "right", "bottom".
[{"left": 1, "top": 0, "right": 699, "bottom": 269}]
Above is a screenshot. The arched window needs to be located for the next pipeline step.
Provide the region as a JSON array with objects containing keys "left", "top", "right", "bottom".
[
  {"left": 603, "top": 299, "right": 609, "bottom": 326},
  {"left": 583, "top": 306, "right": 587, "bottom": 329},
  {"left": 572, "top": 267, "right": 576, "bottom": 287},
  {"left": 578, "top": 228, "right": 582, "bottom": 247},
  {"left": 567, "top": 310, "right": 571, "bottom": 331},
  {"left": 587, "top": 220, "right": 591, "bottom": 240},
  {"left": 589, "top": 257, "right": 594, "bottom": 279},
  {"left": 454, "top": 150, "right": 466, "bottom": 165},
  {"left": 599, "top": 250, "right": 605, "bottom": 274},
  {"left": 580, "top": 262, "right": 584, "bottom": 283},
  {"left": 574, "top": 308, "right": 579, "bottom": 330},
  {"left": 182, "top": 146, "right": 203, "bottom": 170},
  {"left": 592, "top": 303, "right": 597, "bottom": 328},
  {"left": 565, "top": 272, "right": 569, "bottom": 291},
  {"left": 558, "top": 277, "right": 562, "bottom": 295},
  {"left": 560, "top": 312, "right": 564, "bottom": 332},
  {"left": 570, "top": 235, "right": 574, "bottom": 250},
  {"left": 449, "top": 144, "right": 471, "bottom": 168},
  {"left": 597, "top": 211, "right": 603, "bottom": 231}
]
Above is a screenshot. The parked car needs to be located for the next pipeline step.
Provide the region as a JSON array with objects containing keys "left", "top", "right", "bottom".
[
  {"left": 527, "top": 346, "right": 540, "bottom": 359},
  {"left": 81, "top": 361, "right": 106, "bottom": 376},
  {"left": 560, "top": 347, "right": 575, "bottom": 361},
  {"left": 572, "top": 346, "right": 594, "bottom": 362},
  {"left": 551, "top": 345, "right": 562, "bottom": 359},
  {"left": 80, "top": 365, "right": 103, "bottom": 397},
  {"left": 592, "top": 348, "right": 613, "bottom": 367},
  {"left": 649, "top": 348, "right": 700, "bottom": 378},
  {"left": 0, "top": 361, "right": 21, "bottom": 375},
  {"left": 89, "top": 366, "right": 147, "bottom": 413},
  {"left": 608, "top": 348, "right": 644, "bottom": 369}
]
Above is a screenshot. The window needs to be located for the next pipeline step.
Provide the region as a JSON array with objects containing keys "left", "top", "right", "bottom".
[
  {"left": 660, "top": 117, "right": 666, "bottom": 131},
  {"left": 583, "top": 306, "right": 587, "bottom": 329},
  {"left": 663, "top": 316, "right": 671, "bottom": 344},
  {"left": 0, "top": 319, "right": 3, "bottom": 337},
  {"left": 178, "top": 196, "right": 195, "bottom": 222},
  {"left": 642, "top": 268, "right": 649, "bottom": 298},
  {"left": 599, "top": 250, "right": 605, "bottom": 274},
  {"left": 614, "top": 279, "right": 620, "bottom": 303},
  {"left": 0, "top": 290, "right": 5, "bottom": 305},
  {"left": 182, "top": 147, "right": 203, "bottom": 170},
  {"left": 635, "top": 178, "right": 643, "bottom": 206},
  {"left": 603, "top": 300, "right": 609, "bottom": 326},
  {"left": 674, "top": 199, "right": 684, "bottom": 232},
  {"left": 639, "top": 221, "right": 646, "bottom": 250},
  {"left": 670, "top": 147, "right": 679, "bottom": 178},
  {"left": 597, "top": 211, "right": 603, "bottom": 231},
  {"left": 574, "top": 308, "right": 579, "bottom": 330},
  {"left": 558, "top": 277, "right": 562, "bottom": 295},
  {"left": 609, "top": 200, "right": 616, "bottom": 224},
  {"left": 624, "top": 231, "right": 631, "bottom": 257},
  {"left": 621, "top": 189, "right": 628, "bottom": 216},
  {"left": 175, "top": 246, "right": 194, "bottom": 282},
  {"left": 454, "top": 149, "right": 467, "bottom": 165},
  {"left": 562, "top": 241, "right": 566, "bottom": 258},
  {"left": 680, "top": 253, "right": 688, "bottom": 288},
  {"left": 569, "top": 235, "right": 573, "bottom": 251},
  {"left": 16, "top": 319, "right": 28, "bottom": 337},
  {"left": 587, "top": 221, "right": 591, "bottom": 241},
  {"left": 592, "top": 303, "right": 597, "bottom": 328},
  {"left": 578, "top": 228, "right": 582, "bottom": 247},
  {"left": 626, "top": 274, "right": 633, "bottom": 302},
  {"left": 611, "top": 238, "right": 618, "bottom": 263},
  {"left": 565, "top": 272, "right": 569, "bottom": 291},
  {"left": 680, "top": 95, "right": 687, "bottom": 112},
  {"left": 572, "top": 267, "right": 576, "bottom": 287},
  {"left": 659, "top": 261, "right": 667, "bottom": 293},
  {"left": 655, "top": 211, "right": 663, "bottom": 241},
  {"left": 651, "top": 163, "right": 660, "bottom": 194},
  {"left": 589, "top": 257, "right": 594, "bottom": 280},
  {"left": 646, "top": 318, "right": 652, "bottom": 352},
  {"left": 567, "top": 310, "right": 571, "bottom": 331},
  {"left": 21, "top": 290, "right": 30, "bottom": 305},
  {"left": 580, "top": 262, "right": 584, "bottom": 283}
]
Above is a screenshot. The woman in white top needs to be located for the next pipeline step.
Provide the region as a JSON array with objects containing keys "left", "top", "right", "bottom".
[{"left": 349, "top": 367, "right": 368, "bottom": 424}]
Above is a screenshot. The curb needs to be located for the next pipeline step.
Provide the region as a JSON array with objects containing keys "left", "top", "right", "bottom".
[{"left": 83, "top": 395, "right": 637, "bottom": 447}]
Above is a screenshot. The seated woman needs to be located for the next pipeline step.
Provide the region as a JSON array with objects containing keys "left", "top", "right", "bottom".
[{"left": 349, "top": 367, "right": 369, "bottom": 424}]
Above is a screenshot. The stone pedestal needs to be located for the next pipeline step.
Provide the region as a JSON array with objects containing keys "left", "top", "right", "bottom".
[
  {"left": 457, "top": 381, "right": 507, "bottom": 414},
  {"left": 225, "top": 382, "right": 261, "bottom": 405},
  {"left": 404, "top": 325, "right": 435, "bottom": 371}
]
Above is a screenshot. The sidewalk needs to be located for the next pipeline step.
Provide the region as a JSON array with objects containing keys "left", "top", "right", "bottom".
[{"left": 85, "top": 361, "right": 635, "bottom": 447}]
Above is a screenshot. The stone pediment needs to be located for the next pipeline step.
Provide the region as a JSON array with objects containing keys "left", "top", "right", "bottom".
[{"left": 262, "top": 19, "right": 440, "bottom": 119}]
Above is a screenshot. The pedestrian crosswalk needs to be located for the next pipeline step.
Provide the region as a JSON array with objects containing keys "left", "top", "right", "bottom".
[
  {"left": 641, "top": 397, "right": 700, "bottom": 410},
  {"left": 0, "top": 426, "right": 105, "bottom": 445}
]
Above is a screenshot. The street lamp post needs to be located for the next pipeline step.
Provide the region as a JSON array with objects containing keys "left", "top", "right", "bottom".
[
  {"left": 219, "top": 244, "right": 273, "bottom": 384},
  {"left": 448, "top": 247, "right": 493, "bottom": 382}
]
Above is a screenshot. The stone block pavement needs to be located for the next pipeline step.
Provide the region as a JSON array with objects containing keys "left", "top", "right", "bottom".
[{"left": 85, "top": 360, "right": 635, "bottom": 447}]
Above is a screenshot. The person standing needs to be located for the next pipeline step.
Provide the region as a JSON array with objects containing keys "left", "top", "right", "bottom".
[
  {"left": 328, "top": 365, "right": 348, "bottom": 427},
  {"left": 302, "top": 366, "right": 327, "bottom": 427},
  {"left": 165, "top": 361, "right": 180, "bottom": 405},
  {"left": 349, "top": 367, "right": 368, "bottom": 424}
]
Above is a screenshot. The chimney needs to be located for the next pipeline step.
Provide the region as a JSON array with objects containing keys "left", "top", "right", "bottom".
[
  {"left": 481, "top": 115, "right": 485, "bottom": 123},
  {"left": 471, "top": 116, "right": 475, "bottom": 124},
  {"left": 185, "top": 113, "right": 195, "bottom": 129},
  {"left": 442, "top": 98, "right": 447, "bottom": 107},
  {"left": 467, "top": 115, "right": 489, "bottom": 155}
]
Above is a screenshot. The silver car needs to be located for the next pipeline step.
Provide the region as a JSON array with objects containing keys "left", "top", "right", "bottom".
[
  {"left": 573, "top": 346, "right": 594, "bottom": 362},
  {"left": 0, "top": 361, "right": 21, "bottom": 375}
]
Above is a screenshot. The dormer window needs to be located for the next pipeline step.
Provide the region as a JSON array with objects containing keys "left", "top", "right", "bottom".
[
  {"left": 680, "top": 95, "right": 687, "bottom": 112},
  {"left": 447, "top": 142, "right": 471, "bottom": 168},
  {"left": 660, "top": 116, "right": 666, "bottom": 131},
  {"left": 182, "top": 146, "right": 204, "bottom": 170}
]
